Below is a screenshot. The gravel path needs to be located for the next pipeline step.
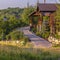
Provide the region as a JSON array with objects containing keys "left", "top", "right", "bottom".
[{"left": 17, "top": 27, "right": 52, "bottom": 48}]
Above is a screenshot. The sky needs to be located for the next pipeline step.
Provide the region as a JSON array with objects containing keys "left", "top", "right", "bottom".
[{"left": 0, "top": 0, "right": 60, "bottom": 9}]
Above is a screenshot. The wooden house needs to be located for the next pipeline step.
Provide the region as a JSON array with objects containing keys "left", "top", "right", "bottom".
[{"left": 29, "top": 2, "right": 57, "bottom": 34}]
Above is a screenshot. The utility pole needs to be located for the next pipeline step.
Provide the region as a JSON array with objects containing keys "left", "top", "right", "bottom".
[
  {"left": 44, "top": 0, "right": 46, "bottom": 3},
  {"left": 27, "top": 2, "right": 29, "bottom": 8},
  {"left": 37, "top": 0, "right": 39, "bottom": 3}
]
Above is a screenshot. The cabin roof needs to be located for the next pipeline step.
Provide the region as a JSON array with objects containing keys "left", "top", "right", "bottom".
[
  {"left": 29, "top": 3, "right": 57, "bottom": 17},
  {"left": 38, "top": 3, "right": 57, "bottom": 12}
]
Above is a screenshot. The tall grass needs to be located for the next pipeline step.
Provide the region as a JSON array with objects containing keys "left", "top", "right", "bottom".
[{"left": 0, "top": 45, "right": 60, "bottom": 60}]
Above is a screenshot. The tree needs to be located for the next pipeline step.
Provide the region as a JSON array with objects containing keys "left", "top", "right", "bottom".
[
  {"left": 0, "top": 7, "right": 24, "bottom": 40},
  {"left": 21, "top": 6, "right": 35, "bottom": 25}
]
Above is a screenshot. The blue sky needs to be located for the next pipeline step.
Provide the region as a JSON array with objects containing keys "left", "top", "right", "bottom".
[{"left": 0, "top": 0, "right": 60, "bottom": 9}]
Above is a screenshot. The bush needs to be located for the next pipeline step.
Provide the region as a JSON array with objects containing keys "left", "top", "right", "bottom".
[
  {"left": 36, "top": 32, "right": 42, "bottom": 37},
  {"left": 6, "top": 31, "right": 29, "bottom": 45},
  {"left": 55, "top": 34, "right": 60, "bottom": 39},
  {"left": 31, "top": 28, "right": 37, "bottom": 33},
  {"left": 41, "top": 32, "right": 50, "bottom": 39},
  {"left": 20, "top": 37, "right": 29, "bottom": 45},
  {"left": 0, "top": 36, "right": 2, "bottom": 40},
  {"left": 36, "top": 32, "right": 50, "bottom": 39},
  {"left": 6, "top": 34, "right": 11, "bottom": 40},
  {"left": 6, "top": 30, "right": 23, "bottom": 40}
]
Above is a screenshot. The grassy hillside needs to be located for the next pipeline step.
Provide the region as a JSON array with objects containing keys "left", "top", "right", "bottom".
[
  {"left": 0, "top": 7, "right": 34, "bottom": 40},
  {"left": 0, "top": 45, "right": 60, "bottom": 60}
]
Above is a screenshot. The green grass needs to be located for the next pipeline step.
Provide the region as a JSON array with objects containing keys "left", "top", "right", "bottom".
[{"left": 0, "top": 45, "right": 60, "bottom": 60}]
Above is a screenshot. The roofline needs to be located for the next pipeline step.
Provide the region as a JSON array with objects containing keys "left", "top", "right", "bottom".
[
  {"left": 37, "top": 3, "right": 60, "bottom": 4},
  {"left": 29, "top": 3, "right": 58, "bottom": 17}
]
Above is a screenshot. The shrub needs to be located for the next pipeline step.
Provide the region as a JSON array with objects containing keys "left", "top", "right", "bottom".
[
  {"left": 36, "top": 31, "right": 50, "bottom": 39},
  {"left": 20, "top": 37, "right": 29, "bottom": 45},
  {"left": 31, "top": 28, "right": 37, "bottom": 33},
  {"left": 6, "top": 34, "right": 11, "bottom": 40},
  {"left": 6, "top": 30, "right": 23, "bottom": 40},
  {"left": 0, "top": 36, "right": 2, "bottom": 40},
  {"left": 36, "top": 32, "right": 42, "bottom": 37},
  {"left": 6, "top": 31, "right": 29, "bottom": 45},
  {"left": 55, "top": 34, "right": 60, "bottom": 40},
  {"left": 41, "top": 32, "right": 50, "bottom": 39}
]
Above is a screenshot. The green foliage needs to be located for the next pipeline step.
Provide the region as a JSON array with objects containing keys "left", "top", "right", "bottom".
[
  {"left": 6, "top": 30, "right": 29, "bottom": 44},
  {"left": 32, "top": 16, "right": 39, "bottom": 24},
  {"left": 0, "top": 45, "right": 60, "bottom": 60},
  {"left": 31, "top": 27, "right": 37, "bottom": 33},
  {"left": 0, "top": 35, "right": 3, "bottom": 41},
  {"left": 21, "top": 6, "right": 35, "bottom": 25},
  {"left": 0, "top": 7, "right": 35, "bottom": 40},
  {"left": 0, "top": 7, "right": 29, "bottom": 40},
  {"left": 43, "top": 16, "right": 49, "bottom": 20},
  {"left": 21, "top": 37, "right": 29, "bottom": 45},
  {"left": 55, "top": 5, "right": 60, "bottom": 32},
  {"left": 54, "top": 34, "right": 60, "bottom": 39},
  {"left": 36, "top": 32, "right": 42, "bottom": 37},
  {"left": 41, "top": 32, "right": 50, "bottom": 39},
  {"left": 55, "top": 5, "right": 60, "bottom": 20},
  {"left": 36, "top": 32, "right": 50, "bottom": 39},
  {"left": 6, "top": 31, "right": 23, "bottom": 40},
  {"left": 55, "top": 19, "right": 60, "bottom": 33}
]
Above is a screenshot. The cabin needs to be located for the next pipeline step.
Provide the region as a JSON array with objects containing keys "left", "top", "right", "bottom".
[{"left": 29, "top": 3, "right": 57, "bottom": 35}]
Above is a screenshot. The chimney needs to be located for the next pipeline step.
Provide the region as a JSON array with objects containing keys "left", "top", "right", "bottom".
[{"left": 37, "top": 0, "right": 39, "bottom": 11}]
